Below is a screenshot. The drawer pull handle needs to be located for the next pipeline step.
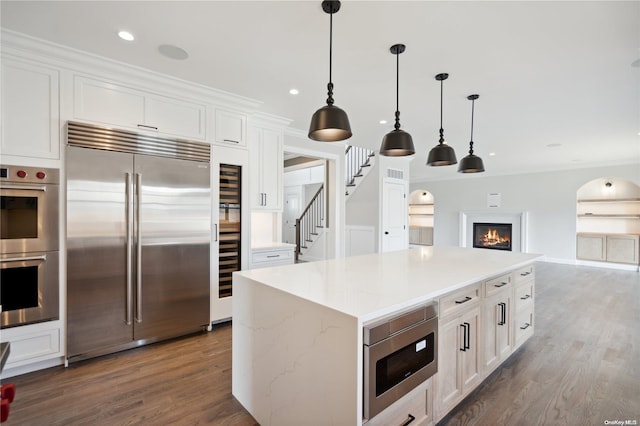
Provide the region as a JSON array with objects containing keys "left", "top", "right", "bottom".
[
  {"left": 402, "top": 414, "right": 416, "bottom": 426},
  {"left": 266, "top": 255, "right": 280, "bottom": 258},
  {"left": 137, "top": 124, "right": 158, "bottom": 131},
  {"left": 223, "top": 139, "right": 240, "bottom": 144},
  {"left": 455, "top": 296, "right": 472, "bottom": 304},
  {"left": 520, "top": 322, "right": 531, "bottom": 330},
  {"left": 520, "top": 294, "right": 531, "bottom": 300},
  {"left": 498, "top": 302, "right": 506, "bottom": 326},
  {"left": 520, "top": 271, "right": 531, "bottom": 276},
  {"left": 494, "top": 282, "right": 508, "bottom": 288}
]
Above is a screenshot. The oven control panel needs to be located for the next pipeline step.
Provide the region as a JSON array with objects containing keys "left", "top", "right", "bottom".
[{"left": 0, "top": 165, "right": 59, "bottom": 184}]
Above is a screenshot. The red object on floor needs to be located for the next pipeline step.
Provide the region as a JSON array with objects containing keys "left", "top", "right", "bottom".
[
  {"left": 0, "top": 384, "right": 14, "bottom": 403},
  {"left": 0, "top": 398, "right": 9, "bottom": 422}
]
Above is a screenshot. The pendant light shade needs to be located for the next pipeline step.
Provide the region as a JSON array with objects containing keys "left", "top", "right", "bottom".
[
  {"left": 427, "top": 73, "right": 457, "bottom": 166},
  {"left": 308, "top": 1, "right": 352, "bottom": 142},
  {"left": 380, "top": 44, "right": 415, "bottom": 156},
  {"left": 458, "top": 94, "right": 485, "bottom": 173}
]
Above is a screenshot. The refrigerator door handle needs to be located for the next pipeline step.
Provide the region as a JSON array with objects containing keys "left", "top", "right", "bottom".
[
  {"left": 135, "top": 172, "right": 143, "bottom": 323},
  {"left": 125, "top": 172, "right": 133, "bottom": 325}
]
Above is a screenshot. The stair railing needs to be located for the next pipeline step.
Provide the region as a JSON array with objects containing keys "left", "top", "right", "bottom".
[
  {"left": 345, "top": 145, "right": 374, "bottom": 190},
  {"left": 295, "top": 184, "right": 324, "bottom": 261}
]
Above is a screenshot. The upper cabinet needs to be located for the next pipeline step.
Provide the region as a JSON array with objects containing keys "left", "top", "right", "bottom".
[
  {"left": 249, "top": 125, "right": 283, "bottom": 211},
  {"left": 1, "top": 57, "right": 60, "bottom": 160},
  {"left": 73, "top": 76, "right": 206, "bottom": 140},
  {"left": 214, "top": 109, "right": 247, "bottom": 148}
]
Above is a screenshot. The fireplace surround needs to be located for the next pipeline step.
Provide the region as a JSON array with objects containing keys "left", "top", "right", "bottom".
[{"left": 459, "top": 211, "right": 528, "bottom": 253}]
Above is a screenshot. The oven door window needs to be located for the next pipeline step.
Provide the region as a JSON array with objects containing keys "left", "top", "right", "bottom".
[
  {"left": 376, "top": 332, "right": 435, "bottom": 397},
  {"left": 0, "top": 265, "right": 39, "bottom": 310},
  {"left": 1, "top": 195, "right": 38, "bottom": 239}
]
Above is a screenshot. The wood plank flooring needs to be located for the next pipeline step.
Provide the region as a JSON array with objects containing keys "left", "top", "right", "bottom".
[{"left": 2, "top": 262, "right": 639, "bottom": 425}]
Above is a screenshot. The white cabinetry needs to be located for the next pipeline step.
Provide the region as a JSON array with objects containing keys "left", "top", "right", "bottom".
[
  {"left": 73, "top": 76, "right": 206, "bottom": 140},
  {"left": 482, "top": 273, "right": 513, "bottom": 373},
  {"left": 435, "top": 284, "right": 482, "bottom": 418},
  {"left": 1, "top": 57, "right": 60, "bottom": 160},
  {"left": 214, "top": 109, "right": 247, "bottom": 147},
  {"left": 0, "top": 321, "right": 62, "bottom": 377},
  {"left": 250, "top": 244, "right": 295, "bottom": 269},
  {"left": 409, "top": 226, "right": 433, "bottom": 246},
  {"left": 576, "top": 233, "right": 639, "bottom": 265},
  {"left": 513, "top": 265, "right": 535, "bottom": 350},
  {"left": 249, "top": 125, "right": 283, "bottom": 210}
]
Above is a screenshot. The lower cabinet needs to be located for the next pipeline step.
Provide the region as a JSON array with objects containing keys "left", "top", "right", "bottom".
[
  {"left": 409, "top": 226, "right": 434, "bottom": 246},
  {"left": 577, "top": 233, "right": 640, "bottom": 265},
  {"left": 435, "top": 304, "right": 481, "bottom": 418},
  {"left": 366, "top": 378, "right": 433, "bottom": 426},
  {"left": 482, "top": 289, "right": 513, "bottom": 373},
  {"left": 0, "top": 321, "right": 62, "bottom": 376},
  {"left": 249, "top": 245, "right": 295, "bottom": 269}
]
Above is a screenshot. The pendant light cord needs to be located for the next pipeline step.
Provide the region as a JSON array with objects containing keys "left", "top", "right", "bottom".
[
  {"left": 439, "top": 79, "right": 445, "bottom": 143},
  {"left": 326, "top": 10, "right": 334, "bottom": 106},
  {"left": 394, "top": 51, "right": 400, "bottom": 130},
  {"left": 469, "top": 98, "right": 475, "bottom": 154}
]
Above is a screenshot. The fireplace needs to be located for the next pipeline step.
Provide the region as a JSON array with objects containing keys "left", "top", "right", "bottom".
[{"left": 473, "top": 223, "right": 512, "bottom": 251}]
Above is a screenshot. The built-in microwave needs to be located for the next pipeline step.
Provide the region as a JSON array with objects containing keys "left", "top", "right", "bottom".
[{"left": 363, "top": 303, "right": 438, "bottom": 421}]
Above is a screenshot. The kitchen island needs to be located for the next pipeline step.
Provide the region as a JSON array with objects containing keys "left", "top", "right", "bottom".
[{"left": 232, "top": 246, "right": 542, "bottom": 425}]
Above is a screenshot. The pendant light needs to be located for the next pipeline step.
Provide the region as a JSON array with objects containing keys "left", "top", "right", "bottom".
[
  {"left": 308, "top": 0, "right": 352, "bottom": 142},
  {"left": 458, "top": 94, "right": 485, "bottom": 173},
  {"left": 379, "top": 44, "right": 415, "bottom": 156},
  {"left": 427, "top": 73, "right": 457, "bottom": 166}
]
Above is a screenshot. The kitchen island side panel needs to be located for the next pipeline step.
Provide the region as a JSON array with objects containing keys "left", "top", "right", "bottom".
[{"left": 232, "top": 273, "right": 361, "bottom": 426}]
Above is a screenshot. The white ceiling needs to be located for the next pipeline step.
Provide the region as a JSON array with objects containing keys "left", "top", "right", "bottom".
[{"left": 2, "top": 1, "right": 639, "bottom": 181}]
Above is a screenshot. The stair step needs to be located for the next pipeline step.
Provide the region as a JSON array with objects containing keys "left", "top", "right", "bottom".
[
  {"left": 310, "top": 233, "right": 319, "bottom": 236},
  {"left": 316, "top": 225, "right": 324, "bottom": 228},
  {"left": 305, "top": 239, "right": 313, "bottom": 242},
  {"left": 361, "top": 164, "right": 371, "bottom": 167},
  {"left": 369, "top": 153, "right": 375, "bottom": 157},
  {"left": 301, "top": 245, "right": 308, "bottom": 249},
  {"left": 353, "top": 174, "right": 363, "bottom": 178},
  {"left": 346, "top": 183, "right": 356, "bottom": 187}
]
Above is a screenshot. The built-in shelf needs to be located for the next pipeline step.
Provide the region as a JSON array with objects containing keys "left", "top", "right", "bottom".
[
  {"left": 578, "top": 214, "right": 640, "bottom": 219},
  {"left": 578, "top": 198, "right": 640, "bottom": 203}
]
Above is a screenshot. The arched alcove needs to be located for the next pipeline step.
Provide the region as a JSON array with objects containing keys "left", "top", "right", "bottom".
[
  {"left": 408, "top": 189, "right": 434, "bottom": 246},
  {"left": 576, "top": 177, "right": 640, "bottom": 265}
]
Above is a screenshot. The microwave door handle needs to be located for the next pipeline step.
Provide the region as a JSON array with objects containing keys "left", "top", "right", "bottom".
[
  {"left": 0, "top": 255, "right": 47, "bottom": 263},
  {"left": 125, "top": 173, "right": 133, "bottom": 325},
  {"left": 135, "top": 173, "right": 143, "bottom": 323},
  {"left": 0, "top": 184, "right": 46, "bottom": 191}
]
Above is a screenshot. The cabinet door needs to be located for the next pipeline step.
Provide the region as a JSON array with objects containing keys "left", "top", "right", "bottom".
[
  {"left": 606, "top": 235, "right": 639, "bottom": 264},
  {"left": 74, "top": 76, "right": 145, "bottom": 129},
  {"left": 436, "top": 316, "right": 463, "bottom": 415},
  {"left": 215, "top": 109, "right": 246, "bottom": 147},
  {"left": 409, "top": 227, "right": 421, "bottom": 244},
  {"left": 460, "top": 305, "right": 482, "bottom": 391},
  {"left": 146, "top": 95, "right": 206, "bottom": 140},
  {"left": 1, "top": 58, "right": 60, "bottom": 159},
  {"left": 576, "top": 234, "right": 606, "bottom": 261},
  {"left": 484, "top": 292, "right": 512, "bottom": 372},
  {"left": 260, "top": 129, "right": 283, "bottom": 210},
  {"left": 420, "top": 227, "right": 434, "bottom": 245}
]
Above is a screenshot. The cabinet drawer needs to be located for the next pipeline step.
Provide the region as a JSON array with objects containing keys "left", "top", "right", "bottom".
[
  {"left": 366, "top": 378, "right": 431, "bottom": 426},
  {"left": 514, "top": 264, "right": 535, "bottom": 284},
  {"left": 215, "top": 109, "right": 247, "bottom": 147},
  {"left": 439, "top": 283, "right": 481, "bottom": 318},
  {"left": 515, "top": 281, "right": 534, "bottom": 311},
  {"left": 514, "top": 308, "right": 534, "bottom": 347},
  {"left": 251, "top": 249, "right": 294, "bottom": 265},
  {"left": 483, "top": 272, "right": 512, "bottom": 297}
]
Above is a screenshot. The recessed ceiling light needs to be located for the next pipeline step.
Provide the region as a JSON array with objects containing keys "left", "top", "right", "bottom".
[
  {"left": 379, "top": 120, "right": 387, "bottom": 124},
  {"left": 289, "top": 89, "right": 299, "bottom": 95},
  {"left": 118, "top": 31, "right": 135, "bottom": 41},
  {"left": 489, "top": 152, "right": 496, "bottom": 156},
  {"left": 158, "top": 44, "right": 189, "bottom": 60}
]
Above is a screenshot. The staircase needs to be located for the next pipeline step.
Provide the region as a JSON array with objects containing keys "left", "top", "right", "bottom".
[
  {"left": 295, "top": 184, "right": 324, "bottom": 261},
  {"left": 295, "top": 145, "right": 375, "bottom": 261},
  {"left": 345, "top": 145, "right": 375, "bottom": 198}
]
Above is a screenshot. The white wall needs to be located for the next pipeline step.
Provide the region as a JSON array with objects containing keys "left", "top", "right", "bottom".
[{"left": 411, "top": 164, "right": 640, "bottom": 263}]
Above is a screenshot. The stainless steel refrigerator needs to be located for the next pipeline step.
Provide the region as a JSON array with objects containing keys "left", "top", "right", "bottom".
[{"left": 66, "top": 121, "right": 211, "bottom": 362}]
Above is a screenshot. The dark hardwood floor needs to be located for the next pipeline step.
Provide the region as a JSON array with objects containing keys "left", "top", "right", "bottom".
[{"left": 2, "top": 262, "right": 639, "bottom": 425}]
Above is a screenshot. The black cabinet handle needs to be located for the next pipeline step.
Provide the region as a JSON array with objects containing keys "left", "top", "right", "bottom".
[
  {"left": 266, "top": 254, "right": 280, "bottom": 258},
  {"left": 497, "top": 302, "right": 506, "bottom": 326},
  {"left": 401, "top": 414, "right": 416, "bottom": 426},
  {"left": 520, "top": 294, "right": 531, "bottom": 300},
  {"left": 460, "top": 324, "right": 467, "bottom": 352},
  {"left": 137, "top": 124, "right": 158, "bottom": 131},
  {"left": 494, "top": 282, "right": 508, "bottom": 288},
  {"left": 520, "top": 322, "right": 531, "bottom": 330},
  {"left": 464, "top": 322, "right": 470, "bottom": 350},
  {"left": 223, "top": 139, "right": 240, "bottom": 144},
  {"left": 520, "top": 271, "right": 531, "bottom": 276},
  {"left": 455, "top": 296, "right": 472, "bottom": 304}
]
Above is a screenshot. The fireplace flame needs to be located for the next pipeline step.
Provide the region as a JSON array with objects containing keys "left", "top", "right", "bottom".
[{"left": 480, "top": 228, "right": 511, "bottom": 247}]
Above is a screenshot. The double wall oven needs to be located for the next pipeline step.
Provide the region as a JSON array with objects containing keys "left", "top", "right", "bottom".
[
  {"left": 1, "top": 165, "right": 59, "bottom": 328},
  {"left": 364, "top": 303, "right": 438, "bottom": 421}
]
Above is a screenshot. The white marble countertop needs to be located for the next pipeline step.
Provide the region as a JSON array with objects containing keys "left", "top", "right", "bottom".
[
  {"left": 235, "top": 246, "right": 543, "bottom": 322},
  {"left": 250, "top": 242, "right": 296, "bottom": 251}
]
